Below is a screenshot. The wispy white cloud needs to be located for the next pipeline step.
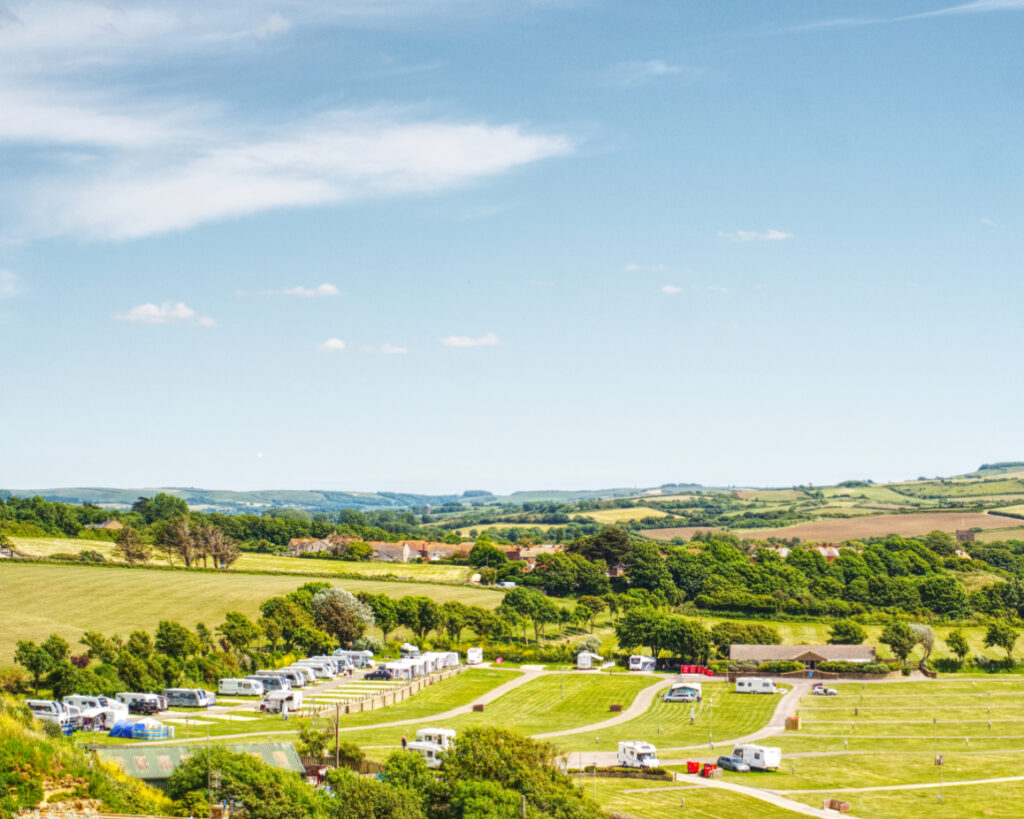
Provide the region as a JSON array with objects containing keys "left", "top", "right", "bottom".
[
  {"left": 271, "top": 283, "right": 341, "bottom": 297},
  {"left": 318, "top": 337, "right": 346, "bottom": 351},
  {"left": 442, "top": 332, "right": 500, "bottom": 348},
  {"left": 0, "top": 270, "right": 18, "bottom": 298},
  {"left": 661, "top": 284, "right": 682, "bottom": 294},
  {"left": 608, "top": 60, "right": 701, "bottom": 88},
  {"left": 114, "top": 301, "right": 217, "bottom": 326},
  {"left": 0, "top": 2, "right": 575, "bottom": 242},
  {"left": 795, "top": 0, "right": 1024, "bottom": 31},
  {"left": 625, "top": 262, "right": 667, "bottom": 272},
  {"left": 363, "top": 343, "right": 408, "bottom": 354},
  {"left": 717, "top": 229, "right": 794, "bottom": 242}
]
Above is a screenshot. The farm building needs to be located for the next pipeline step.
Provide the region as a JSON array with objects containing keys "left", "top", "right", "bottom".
[
  {"left": 99, "top": 742, "right": 304, "bottom": 789},
  {"left": 286, "top": 533, "right": 357, "bottom": 556},
  {"left": 730, "top": 644, "right": 876, "bottom": 670},
  {"left": 83, "top": 518, "right": 124, "bottom": 531}
]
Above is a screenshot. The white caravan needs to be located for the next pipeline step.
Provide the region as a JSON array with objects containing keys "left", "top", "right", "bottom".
[
  {"left": 416, "top": 727, "right": 456, "bottom": 750},
  {"left": 628, "top": 655, "right": 657, "bottom": 672},
  {"left": 617, "top": 741, "right": 660, "bottom": 769},
  {"left": 162, "top": 688, "right": 216, "bottom": 708},
  {"left": 408, "top": 727, "right": 455, "bottom": 770},
  {"left": 466, "top": 647, "right": 484, "bottom": 665},
  {"left": 62, "top": 695, "right": 128, "bottom": 728},
  {"left": 258, "top": 668, "right": 305, "bottom": 688},
  {"left": 27, "top": 699, "right": 76, "bottom": 728},
  {"left": 732, "top": 744, "right": 781, "bottom": 771},
  {"left": 287, "top": 666, "right": 317, "bottom": 684},
  {"left": 577, "top": 651, "right": 603, "bottom": 670},
  {"left": 400, "top": 643, "right": 421, "bottom": 658},
  {"left": 218, "top": 678, "right": 265, "bottom": 696},
  {"left": 735, "top": 678, "right": 778, "bottom": 694}
]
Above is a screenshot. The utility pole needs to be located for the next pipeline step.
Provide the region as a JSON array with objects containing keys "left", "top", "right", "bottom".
[{"left": 335, "top": 704, "right": 341, "bottom": 768}]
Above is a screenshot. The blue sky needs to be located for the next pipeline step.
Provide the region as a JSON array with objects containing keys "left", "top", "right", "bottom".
[{"left": 1, "top": 0, "right": 1022, "bottom": 494}]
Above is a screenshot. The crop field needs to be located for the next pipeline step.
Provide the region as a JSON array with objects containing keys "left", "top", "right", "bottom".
[
  {"left": 890, "top": 478, "right": 1024, "bottom": 499},
  {"left": 645, "top": 511, "right": 1019, "bottom": 543},
  {"left": 549, "top": 681, "right": 781, "bottom": 753},
  {"left": 575, "top": 507, "right": 670, "bottom": 524},
  {"left": 975, "top": 526, "right": 1024, "bottom": 543},
  {"left": 716, "top": 679, "right": 1024, "bottom": 819},
  {"left": 734, "top": 489, "right": 806, "bottom": 502},
  {"left": 8, "top": 537, "right": 473, "bottom": 582},
  {"left": 0, "top": 562, "right": 503, "bottom": 662}
]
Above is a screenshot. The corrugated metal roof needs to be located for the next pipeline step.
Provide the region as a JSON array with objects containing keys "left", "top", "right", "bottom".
[{"left": 99, "top": 742, "right": 304, "bottom": 780}]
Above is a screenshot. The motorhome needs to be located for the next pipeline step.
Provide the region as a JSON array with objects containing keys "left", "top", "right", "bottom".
[
  {"left": 115, "top": 692, "right": 167, "bottom": 714},
  {"left": 400, "top": 643, "right": 421, "bottom": 659},
  {"left": 161, "top": 688, "right": 216, "bottom": 708},
  {"left": 261, "top": 690, "right": 303, "bottom": 714},
  {"left": 247, "top": 674, "right": 291, "bottom": 692},
  {"left": 466, "top": 647, "right": 484, "bottom": 665},
  {"left": 617, "top": 741, "right": 660, "bottom": 769},
  {"left": 662, "top": 682, "right": 702, "bottom": 702},
  {"left": 732, "top": 744, "right": 781, "bottom": 771},
  {"left": 628, "top": 655, "right": 657, "bottom": 672},
  {"left": 577, "top": 651, "right": 603, "bottom": 670},
  {"left": 416, "top": 727, "right": 456, "bottom": 750},
  {"left": 218, "top": 678, "right": 265, "bottom": 696},
  {"left": 408, "top": 738, "right": 446, "bottom": 769},
  {"left": 735, "top": 678, "right": 778, "bottom": 695}
]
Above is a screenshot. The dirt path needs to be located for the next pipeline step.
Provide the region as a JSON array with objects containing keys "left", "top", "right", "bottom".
[{"left": 673, "top": 775, "right": 867, "bottom": 819}]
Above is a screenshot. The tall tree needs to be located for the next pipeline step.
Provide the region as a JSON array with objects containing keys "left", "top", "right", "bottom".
[
  {"left": 160, "top": 516, "right": 195, "bottom": 568},
  {"left": 984, "top": 620, "right": 1018, "bottom": 662},
  {"left": 112, "top": 525, "right": 151, "bottom": 565}
]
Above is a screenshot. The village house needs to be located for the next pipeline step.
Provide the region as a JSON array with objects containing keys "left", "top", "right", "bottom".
[
  {"left": 729, "top": 643, "right": 877, "bottom": 670},
  {"left": 83, "top": 518, "right": 124, "bottom": 531},
  {"left": 285, "top": 533, "right": 357, "bottom": 556}
]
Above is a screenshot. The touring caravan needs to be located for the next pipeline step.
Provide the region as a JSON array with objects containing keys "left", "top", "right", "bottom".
[
  {"left": 577, "top": 651, "right": 603, "bottom": 670},
  {"left": 732, "top": 744, "right": 781, "bottom": 771},
  {"left": 400, "top": 643, "right": 421, "bottom": 659},
  {"left": 628, "top": 655, "right": 657, "bottom": 672},
  {"left": 62, "top": 695, "right": 128, "bottom": 728},
  {"left": 334, "top": 649, "right": 376, "bottom": 668},
  {"left": 287, "top": 666, "right": 317, "bottom": 684},
  {"left": 416, "top": 727, "right": 456, "bottom": 750},
  {"left": 248, "top": 674, "right": 291, "bottom": 692},
  {"left": 466, "top": 647, "right": 484, "bottom": 665},
  {"left": 257, "top": 668, "right": 305, "bottom": 688},
  {"left": 218, "top": 678, "right": 265, "bottom": 696},
  {"left": 27, "top": 700, "right": 77, "bottom": 732},
  {"left": 161, "top": 688, "right": 216, "bottom": 708},
  {"left": 408, "top": 728, "right": 455, "bottom": 769},
  {"left": 735, "top": 678, "right": 778, "bottom": 695},
  {"left": 115, "top": 692, "right": 167, "bottom": 714},
  {"left": 662, "top": 682, "right": 702, "bottom": 703},
  {"left": 617, "top": 741, "right": 660, "bottom": 769}
]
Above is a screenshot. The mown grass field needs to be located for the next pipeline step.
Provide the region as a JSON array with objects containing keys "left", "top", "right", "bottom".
[
  {"left": 574, "top": 507, "right": 670, "bottom": 524},
  {"left": 744, "top": 679, "right": 1024, "bottom": 819},
  {"left": 8, "top": 536, "right": 473, "bottom": 582},
  {"left": 343, "top": 673, "right": 654, "bottom": 751},
  {"left": 0, "top": 562, "right": 503, "bottom": 662},
  {"left": 550, "top": 680, "right": 781, "bottom": 753},
  {"left": 593, "top": 778, "right": 804, "bottom": 818}
]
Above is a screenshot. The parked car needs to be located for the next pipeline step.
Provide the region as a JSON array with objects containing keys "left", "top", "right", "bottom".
[
  {"left": 717, "top": 755, "right": 751, "bottom": 772},
  {"left": 365, "top": 667, "right": 393, "bottom": 680},
  {"left": 813, "top": 684, "right": 838, "bottom": 696}
]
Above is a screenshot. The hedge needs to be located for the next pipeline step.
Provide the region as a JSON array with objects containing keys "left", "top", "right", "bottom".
[
  {"left": 817, "top": 661, "right": 890, "bottom": 674},
  {"left": 757, "top": 661, "right": 804, "bottom": 673}
]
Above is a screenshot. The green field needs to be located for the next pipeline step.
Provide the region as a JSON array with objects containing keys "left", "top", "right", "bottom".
[
  {"left": 0, "top": 562, "right": 503, "bottom": 662},
  {"left": 549, "top": 681, "right": 781, "bottom": 753},
  {"left": 8, "top": 537, "right": 472, "bottom": 582},
  {"left": 593, "top": 778, "right": 804, "bottom": 819},
  {"left": 574, "top": 507, "right": 670, "bottom": 524}
]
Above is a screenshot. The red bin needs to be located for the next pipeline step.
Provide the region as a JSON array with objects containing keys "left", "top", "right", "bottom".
[{"left": 687, "top": 761, "right": 700, "bottom": 774}]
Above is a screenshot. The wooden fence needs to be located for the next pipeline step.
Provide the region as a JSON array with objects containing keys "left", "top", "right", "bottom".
[{"left": 302, "top": 666, "right": 466, "bottom": 719}]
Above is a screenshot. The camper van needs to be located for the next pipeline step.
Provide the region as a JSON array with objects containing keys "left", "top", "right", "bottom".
[
  {"left": 628, "top": 655, "right": 657, "bottom": 672},
  {"left": 735, "top": 678, "right": 778, "bottom": 695},
  {"left": 261, "top": 690, "right": 303, "bottom": 714},
  {"left": 577, "top": 651, "right": 603, "bottom": 670},
  {"left": 617, "top": 741, "right": 660, "bottom": 769},
  {"left": 161, "top": 688, "right": 216, "bottom": 708},
  {"left": 218, "top": 678, "right": 265, "bottom": 696},
  {"left": 732, "top": 744, "right": 781, "bottom": 771},
  {"left": 466, "top": 647, "right": 484, "bottom": 665},
  {"left": 662, "top": 682, "right": 702, "bottom": 703},
  {"left": 115, "top": 692, "right": 166, "bottom": 714},
  {"left": 416, "top": 727, "right": 456, "bottom": 750}
]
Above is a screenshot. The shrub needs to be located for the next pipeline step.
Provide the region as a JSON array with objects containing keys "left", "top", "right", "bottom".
[
  {"left": 756, "top": 661, "right": 803, "bottom": 673},
  {"left": 817, "top": 661, "right": 890, "bottom": 675},
  {"left": 351, "top": 636, "right": 383, "bottom": 654}
]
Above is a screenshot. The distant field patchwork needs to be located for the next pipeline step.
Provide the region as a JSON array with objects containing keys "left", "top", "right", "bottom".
[{"left": 644, "top": 511, "right": 1021, "bottom": 543}]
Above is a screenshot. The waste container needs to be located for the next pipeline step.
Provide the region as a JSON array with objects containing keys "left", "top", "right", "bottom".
[{"left": 687, "top": 761, "right": 700, "bottom": 774}]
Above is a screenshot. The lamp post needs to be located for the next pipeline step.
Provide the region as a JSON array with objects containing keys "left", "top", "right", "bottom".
[{"left": 708, "top": 697, "right": 714, "bottom": 749}]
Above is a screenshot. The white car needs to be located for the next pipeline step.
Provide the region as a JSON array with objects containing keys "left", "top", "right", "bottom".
[{"left": 813, "top": 684, "right": 838, "bottom": 696}]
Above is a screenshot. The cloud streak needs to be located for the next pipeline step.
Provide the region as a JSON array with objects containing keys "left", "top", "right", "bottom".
[
  {"left": 442, "top": 332, "right": 500, "bottom": 348},
  {"left": 608, "top": 60, "right": 701, "bottom": 88},
  {"left": 114, "top": 301, "right": 217, "bottom": 326},
  {"left": 318, "top": 337, "right": 346, "bottom": 351}
]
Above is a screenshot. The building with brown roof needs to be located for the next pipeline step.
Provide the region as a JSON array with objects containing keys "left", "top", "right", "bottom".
[
  {"left": 84, "top": 518, "right": 124, "bottom": 531},
  {"left": 729, "top": 643, "right": 876, "bottom": 669}
]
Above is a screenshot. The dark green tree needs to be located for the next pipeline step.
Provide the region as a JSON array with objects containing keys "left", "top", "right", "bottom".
[{"left": 828, "top": 620, "right": 867, "bottom": 645}]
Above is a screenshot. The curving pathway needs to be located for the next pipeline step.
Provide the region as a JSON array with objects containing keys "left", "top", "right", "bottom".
[{"left": 531, "top": 677, "right": 667, "bottom": 739}]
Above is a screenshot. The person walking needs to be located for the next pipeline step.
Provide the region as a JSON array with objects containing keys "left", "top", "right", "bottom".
[{"left": 401, "top": 735, "right": 407, "bottom": 750}]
